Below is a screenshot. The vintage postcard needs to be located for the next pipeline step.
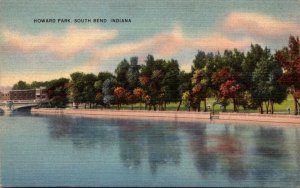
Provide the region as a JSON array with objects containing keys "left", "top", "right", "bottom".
[{"left": 0, "top": 0, "right": 300, "bottom": 187}]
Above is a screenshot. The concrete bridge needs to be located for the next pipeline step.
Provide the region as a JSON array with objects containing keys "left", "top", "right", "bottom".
[{"left": 0, "top": 100, "right": 44, "bottom": 113}]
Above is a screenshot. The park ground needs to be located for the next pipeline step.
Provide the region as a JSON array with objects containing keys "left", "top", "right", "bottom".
[{"left": 68, "top": 94, "right": 296, "bottom": 115}]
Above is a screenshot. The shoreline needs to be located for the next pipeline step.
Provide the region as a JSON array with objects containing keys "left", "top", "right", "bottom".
[{"left": 31, "top": 108, "right": 300, "bottom": 125}]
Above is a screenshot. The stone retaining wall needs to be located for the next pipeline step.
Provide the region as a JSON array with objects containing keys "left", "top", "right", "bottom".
[
  {"left": 31, "top": 109, "right": 300, "bottom": 124},
  {"left": 219, "top": 112, "right": 300, "bottom": 124},
  {"left": 31, "top": 108, "right": 211, "bottom": 120}
]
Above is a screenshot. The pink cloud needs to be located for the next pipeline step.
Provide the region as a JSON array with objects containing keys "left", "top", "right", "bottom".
[
  {"left": 91, "top": 25, "right": 185, "bottom": 60},
  {"left": 2, "top": 26, "right": 118, "bottom": 59},
  {"left": 87, "top": 24, "right": 252, "bottom": 67},
  {"left": 223, "top": 12, "right": 300, "bottom": 38},
  {"left": 1, "top": 24, "right": 257, "bottom": 85},
  {"left": 191, "top": 33, "right": 254, "bottom": 52}
]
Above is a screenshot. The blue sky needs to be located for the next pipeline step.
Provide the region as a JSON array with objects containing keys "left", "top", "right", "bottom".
[{"left": 0, "top": 0, "right": 300, "bottom": 87}]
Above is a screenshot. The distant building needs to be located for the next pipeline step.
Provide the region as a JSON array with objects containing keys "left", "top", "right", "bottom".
[
  {"left": 0, "top": 87, "right": 48, "bottom": 101},
  {"left": 35, "top": 87, "right": 48, "bottom": 101},
  {"left": 0, "top": 92, "right": 10, "bottom": 100},
  {"left": 9, "top": 89, "right": 36, "bottom": 100}
]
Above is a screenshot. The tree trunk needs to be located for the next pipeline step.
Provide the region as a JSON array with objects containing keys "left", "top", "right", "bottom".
[
  {"left": 233, "top": 98, "right": 236, "bottom": 112},
  {"left": 164, "top": 102, "right": 167, "bottom": 111},
  {"left": 265, "top": 101, "right": 269, "bottom": 114},
  {"left": 177, "top": 100, "right": 182, "bottom": 111},
  {"left": 197, "top": 100, "right": 201, "bottom": 112},
  {"left": 260, "top": 102, "right": 264, "bottom": 114},
  {"left": 204, "top": 98, "right": 207, "bottom": 112},
  {"left": 294, "top": 96, "right": 299, "bottom": 115},
  {"left": 270, "top": 100, "right": 274, "bottom": 114}
]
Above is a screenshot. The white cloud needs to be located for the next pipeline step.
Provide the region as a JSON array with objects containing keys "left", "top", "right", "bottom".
[
  {"left": 1, "top": 22, "right": 261, "bottom": 86},
  {"left": 85, "top": 24, "right": 254, "bottom": 69},
  {"left": 223, "top": 12, "right": 300, "bottom": 39},
  {"left": 2, "top": 26, "right": 118, "bottom": 60}
]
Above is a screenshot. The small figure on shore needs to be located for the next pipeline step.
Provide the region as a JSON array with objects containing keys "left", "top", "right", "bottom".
[{"left": 287, "top": 106, "right": 290, "bottom": 114}]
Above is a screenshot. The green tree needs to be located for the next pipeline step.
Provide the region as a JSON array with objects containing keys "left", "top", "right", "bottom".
[
  {"left": 162, "top": 59, "right": 180, "bottom": 109},
  {"left": 102, "top": 78, "right": 117, "bottom": 107},
  {"left": 192, "top": 50, "right": 207, "bottom": 72},
  {"left": 177, "top": 71, "right": 192, "bottom": 111},
  {"left": 115, "top": 59, "right": 130, "bottom": 88},
  {"left": 252, "top": 47, "right": 287, "bottom": 114},
  {"left": 127, "top": 56, "right": 140, "bottom": 91},
  {"left": 68, "top": 72, "right": 85, "bottom": 108},
  {"left": 47, "top": 78, "right": 69, "bottom": 108},
  {"left": 98, "top": 72, "right": 115, "bottom": 82},
  {"left": 12, "top": 80, "right": 31, "bottom": 90},
  {"left": 242, "top": 44, "right": 264, "bottom": 99},
  {"left": 83, "top": 73, "right": 97, "bottom": 108}
]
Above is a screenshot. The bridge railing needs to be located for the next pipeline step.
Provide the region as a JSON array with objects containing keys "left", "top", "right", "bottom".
[{"left": 0, "top": 99, "right": 48, "bottom": 104}]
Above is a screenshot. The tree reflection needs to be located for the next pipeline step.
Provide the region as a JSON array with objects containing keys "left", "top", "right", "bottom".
[
  {"left": 145, "top": 123, "right": 181, "bottom": 174},
  {"left": 252, "top": 127, "right": 287, "bottom": 182},
  {"left": 186, "top": 123, "right": 247, "bottom": 180},
  {"left": 47, "top": 116, "right": 73, "bottom": 139},
  {"left": 47, "top": 116, "right": 117, "bottom": 149},
  {"left": 47, "top": 117, "right": 182, "bottom": 172},
  {"left": 220, "top": 125, "right": 247, "bottom": 180},
  {"left": 255, "top": 128, "right": 286, "bottom": 158},
  {"left": 187, "top": 124, "right": 217, "bottom": 177},
  {"left": 118, "top": 123, "right": 145, "bottom": 169}
]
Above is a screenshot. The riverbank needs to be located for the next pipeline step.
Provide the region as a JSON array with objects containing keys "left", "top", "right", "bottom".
[
  {"left": 31, "top": 108, "right": 211, "bottom": 120},
  {"left": 31, "top": 108, "right": 300, "bottom": 125}
]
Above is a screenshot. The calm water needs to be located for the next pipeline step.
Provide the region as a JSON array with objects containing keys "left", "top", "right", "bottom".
[{"left": 0, "top": 113, "right": 300, "bottom": 187}]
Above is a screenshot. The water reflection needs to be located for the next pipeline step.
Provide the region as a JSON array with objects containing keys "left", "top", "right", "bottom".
[
  {"left": 145, "top": 123, "right": 181, "bottom": 174},
  {"left": 47, "top": 117, "right": 182, "bottom": 173},
  {"left": 186, "top": 123, "right": 247, "bottom": 180},
  {"left": 47, "top": 116, "right": 117, "bottom": 149},
  {"left": 252, "top": 127, "right": 288, "bottom": 182},
  {"left": 118, "top": 123, "right": 144, "bottom": 169},
  {"left": 32, "top": 115, "right": 300, "bottom": 186},
  {"left": 185, "top": 124, "right": 217, "bottom": 177},
  {"left": 255, "top": 128, "right": 286, "bottom": 158}
]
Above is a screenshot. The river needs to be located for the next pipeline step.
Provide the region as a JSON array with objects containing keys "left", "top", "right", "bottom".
[{"left": 0, "top": 112, "right": 300, "bottom": 187}]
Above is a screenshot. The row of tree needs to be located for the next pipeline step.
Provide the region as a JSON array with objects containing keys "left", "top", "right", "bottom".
[{"left": 12, "top": 36, "right": 300, "bottom": 114}]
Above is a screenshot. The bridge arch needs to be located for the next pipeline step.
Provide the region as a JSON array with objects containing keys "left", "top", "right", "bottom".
[{"left": 0, "top": 101, "right": 40, "bottom": 113}]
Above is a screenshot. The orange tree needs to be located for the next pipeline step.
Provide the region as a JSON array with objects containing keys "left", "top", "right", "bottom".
[
  {"left": 133, "top": 87, "right": 145, "bottom": 110},
  {"left": 114, "top": 86, "right": 126, "bottom": 109}
]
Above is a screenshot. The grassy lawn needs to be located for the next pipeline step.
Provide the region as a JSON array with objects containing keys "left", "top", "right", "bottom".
[{"left": 110, "top": 94, "right": 296, "bottom": 114}]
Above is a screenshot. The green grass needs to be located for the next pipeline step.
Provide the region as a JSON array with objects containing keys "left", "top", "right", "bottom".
[{"left": 110, "top": 94, "right": 296, "bottom": 114}]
